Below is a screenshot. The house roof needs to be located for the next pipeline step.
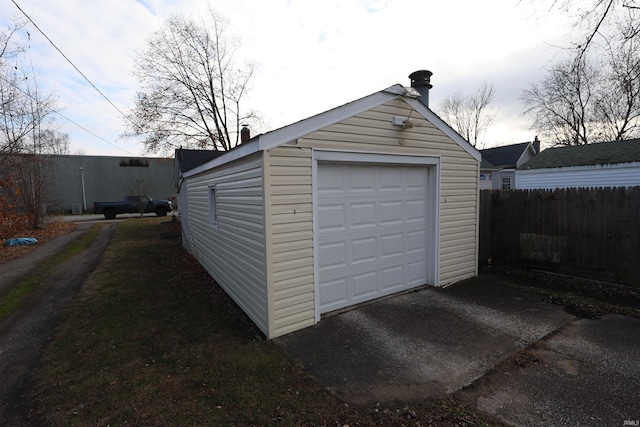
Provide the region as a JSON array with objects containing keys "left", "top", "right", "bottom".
[
  {"left": 480, "top": 142, "right": 532, "bottom": 169},
  {"left": 184, "top": 84, "right": 481, "bottom": 178},
  {"left": 520, "top": 139, "right": 640, "bottom": 170},
  {"left": 175, "top": 148, "right": 224, "bottom": 173},
  {"left": 480, "top": 158, "right": 496, "bottom": 169}
]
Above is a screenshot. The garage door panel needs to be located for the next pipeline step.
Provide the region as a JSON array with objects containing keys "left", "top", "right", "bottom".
[
  {"left": 349, "top": 167, "right": 376, "bottom": 191},
  {"left": 381, "top": 201, "right": 403, "bottom": 224},
  {"left": 379, "top": 168, "right": 403, "bottom": 189},
  {"left": 407, "top": 260, "right": 428, "bottom": 284},
  {"left": 405, "top": 168, "right": 429, "bottom": 188},
  {"left": 407, "top": 199, "right": 428, "bottom": 220},
  {"left": 381, "top": 266, "right": 404, "bottom": 290},
  {"left": 353, "top": 272, "right": 378, "bottom": 299},
  {"left": 407, "top": 230, "right": 427, "bottom": 252},
  {"left": 381, "top": 233, "right": 404, "bottom": 258},
  {"left": 318, "top": 242, "right": 348, "bottom": 271},
  {"left": 319, "top": 278, "right": 348, "bottom": 307},
  {"left": 318, "top": 204, "right": 346, "bottom": 231},
  {"left": 352, "top": 237, "right": 377, "bottom": 263},
  {"left": 351, "top": 203, "right": 377, "bottom": 227},
  {"left": 318, "top": 167, "right": 345, "bottom": 193},
  {"left": 318, "top": 163, "right": 432, "bottom": 314}
]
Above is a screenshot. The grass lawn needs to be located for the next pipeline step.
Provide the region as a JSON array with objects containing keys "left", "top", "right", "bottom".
[{"left": 26, "top": 218, "right": 501, "bottom": 426}]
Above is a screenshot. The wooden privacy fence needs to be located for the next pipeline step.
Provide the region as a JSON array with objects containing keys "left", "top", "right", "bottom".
[{"left": 479, "top": 187, "right": 640, "bottom": 287}]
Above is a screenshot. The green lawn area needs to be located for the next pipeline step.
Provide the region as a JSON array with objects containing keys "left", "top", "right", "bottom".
[{"left": 27, "top": 218, "right": 500, "bottom": 426}]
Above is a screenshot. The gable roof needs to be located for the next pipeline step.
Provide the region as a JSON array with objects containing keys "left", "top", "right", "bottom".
[
  {"left": 481, "top": 158, "right": 496, "bottom": 169},
  {"left": 480, "top": 142, "right": 532, "bottom": 169},
  {"left": 184, "top": 84, "right": 481, "bottom": 178},
  {"left": 521, "top": 139, "right": 640, "bottom": 170}
]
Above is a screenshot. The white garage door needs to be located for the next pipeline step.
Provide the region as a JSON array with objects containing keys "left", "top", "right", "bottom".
[{"left": 317, "top": 162, "right": 431, "bottom": 313}]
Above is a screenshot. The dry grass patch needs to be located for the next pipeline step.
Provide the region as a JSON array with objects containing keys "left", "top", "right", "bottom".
[{"left": 26, "top": 218, "right": 502, "bottom": 426}]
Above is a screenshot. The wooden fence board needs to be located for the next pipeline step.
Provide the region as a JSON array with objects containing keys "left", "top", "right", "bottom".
[{"left": 479, "top": 187, "right": 640, "bottom": 287}]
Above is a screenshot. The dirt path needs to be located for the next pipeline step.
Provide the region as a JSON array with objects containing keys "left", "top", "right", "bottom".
[{"left": 0, "top": 223, "right": 115, "bottom": 424}]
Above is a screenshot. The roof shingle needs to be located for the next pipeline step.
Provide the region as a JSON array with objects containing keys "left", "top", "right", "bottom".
[
  {"left": 521, "top": 139, "right": 640, "bottom": 169},
  {"left": 480, "top": 142, "right": 531, "bottom": 168}
]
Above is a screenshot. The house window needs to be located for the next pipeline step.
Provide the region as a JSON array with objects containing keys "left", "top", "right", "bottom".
[
  {"left": 208, "top": 185, "right": 218, "bottom": 228},
  {"left": 501, "top": 177, "right": 512, "bottom": 190}
]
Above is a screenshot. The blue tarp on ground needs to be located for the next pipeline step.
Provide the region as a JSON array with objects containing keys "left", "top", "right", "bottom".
[{"left": 5, "top": 237, "right": 38, "bottom": 246}]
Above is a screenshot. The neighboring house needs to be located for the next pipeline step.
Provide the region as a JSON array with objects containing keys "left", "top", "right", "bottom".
[
  {"left": 479, "top": 158, "right": 498, "bottom": 190},
  {"left": 480, "top": 139, "right": 539, "bottom": 190},
  {"left": 178, "top": 70, "right": 481, "bottom": 339},
  {"left": 1, "top": 154, "right": 174, "bottom": 214},
  {"left": 516, "top": 139, "right": 640, "bottom": 189}
]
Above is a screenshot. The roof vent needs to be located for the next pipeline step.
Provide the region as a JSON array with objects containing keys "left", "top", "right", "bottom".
[{"left": 409, "top": 70, "right": 433, "bottom": 107}]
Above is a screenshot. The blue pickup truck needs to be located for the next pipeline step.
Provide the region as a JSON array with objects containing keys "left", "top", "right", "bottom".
[{"left": 93, "top": 196, "right": 173, "bottom": 219}]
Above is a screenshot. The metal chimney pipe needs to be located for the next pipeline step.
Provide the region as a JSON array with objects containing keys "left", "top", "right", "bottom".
[{"left": 409, "top": 70, "right": 433, "bottom": 107}]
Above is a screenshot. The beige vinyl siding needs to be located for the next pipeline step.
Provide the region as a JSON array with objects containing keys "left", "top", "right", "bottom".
[
  {"left": 284, "top": 98, "right": 478, "bottom": 291},
  {"left": 440, "top": 155, "right": 480, "bottom": 284},
  {"left": 264, "top": 147, "right": 315, "bottom": 338},
  {"left": 185, "top": 152, "right": 269, "bottom": 336}
]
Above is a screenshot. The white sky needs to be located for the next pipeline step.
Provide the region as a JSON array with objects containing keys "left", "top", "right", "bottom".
[{"left": 2, "top": 0, "right": 571, "bottom": 156}]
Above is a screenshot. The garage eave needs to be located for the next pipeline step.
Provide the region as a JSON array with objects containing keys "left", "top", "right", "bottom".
[{"left": 404, "top": 97, "right": 482, "bottom": 162}]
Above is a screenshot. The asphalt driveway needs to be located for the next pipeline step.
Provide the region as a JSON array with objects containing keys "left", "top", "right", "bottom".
[{"left": 277, "top": 273, "right": 640, "bottom": 426}]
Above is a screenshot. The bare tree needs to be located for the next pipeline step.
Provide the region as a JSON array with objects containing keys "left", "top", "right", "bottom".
[
  {"left": 522, "top": 39, "right": 640, "bottom": 145},
  {"left": 124, "top": 9, "right": 257, "bottom": 153},
  {"left": 0, "top": 18, "right": 66, "bottom": 227},
  {"left": 437, "top": 83, "right": 496, "bottom": 148},
  {"left": 522, "top": 0, "right": 640, "bottom": 58},
  {"left": 7, "top": 75, "right": 63, "bottom": 227},
  {"left": 593, "top": 39, "right": 640, "bottom": 140},
  {"left": 38, "top": 129, "right": 70, "bottom": 155},
  {"left": 0, "top": 17, "right": 26, "bottom": 63},
  {"left": 0, "top": 18, "right": 31, "bottom": 162},
  {"left": 523, "top": 58, "right": 595, "bottom": 145}
]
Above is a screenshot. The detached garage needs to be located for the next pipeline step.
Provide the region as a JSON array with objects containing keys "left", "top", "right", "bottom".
[{"left": 179, "top": 71, "right": 481, "bottom": 338}]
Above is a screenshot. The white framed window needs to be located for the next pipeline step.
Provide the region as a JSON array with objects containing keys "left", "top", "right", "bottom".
[
  {"left": 501, "top": 177, "right": 512, "bottom": 190},
  {"left": 208, "top": 185, "right": 218, "bottom": 228}
]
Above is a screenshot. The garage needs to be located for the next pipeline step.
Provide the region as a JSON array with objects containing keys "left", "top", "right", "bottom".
[
  {"left": 181, "top": 76, "right": 480, "bottom": 338},
  {"left": 315, "top": 153, "right": 439, "bottom": 314}
]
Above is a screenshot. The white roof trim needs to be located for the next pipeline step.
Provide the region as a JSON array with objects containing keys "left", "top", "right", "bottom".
[
  {"left": 403, "top": 97, "right": 481, "bottom": 162},
  {"left": 184, "top": 83, "right": 480, "bottom": 175},
  {"left": 256, "top": 85, "right": 405, "bottom": 151}
]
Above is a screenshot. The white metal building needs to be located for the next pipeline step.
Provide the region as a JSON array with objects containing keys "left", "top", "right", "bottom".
[{"left": 179, "top": 72, "right": 481, "bottom": 338}]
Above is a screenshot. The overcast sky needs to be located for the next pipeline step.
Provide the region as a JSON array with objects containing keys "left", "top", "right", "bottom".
[{"left": 2, "top": 0, "right": 571, "bottom": 157}]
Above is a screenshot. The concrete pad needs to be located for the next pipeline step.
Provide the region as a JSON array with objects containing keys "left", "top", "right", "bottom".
[
  {"left": 276, "top": 274, "right": 574, "bottom": 406},
  {"left": 458, "top": 315, "right": 640, "bottom": 426}
]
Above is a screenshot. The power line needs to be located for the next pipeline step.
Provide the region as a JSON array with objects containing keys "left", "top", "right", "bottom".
[
  {"left": 10, "top": 0, "right": 136, "bottom": 127},
  {"left": 53, "top": 110, "right": 137, "bottom": 155},
  {"left": 0, "top": 73, "right": 137, "bottom": 155}
]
